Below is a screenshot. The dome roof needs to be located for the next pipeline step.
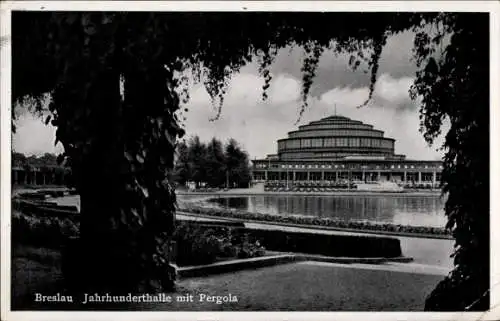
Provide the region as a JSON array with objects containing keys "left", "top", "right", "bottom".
[{"left": 276, "top": 115, "right": 405, "bottom": 161}]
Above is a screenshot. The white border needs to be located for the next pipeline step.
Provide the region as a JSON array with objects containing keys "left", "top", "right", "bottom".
[
  {"left": 0, "top": 1, "right": 499, "bottom": 12},
  {"left": 0, "top": 3, "right": 12, "bottom": 321},
  {"left": 1, "top": 1, "right": 499, "bottom": 321}
]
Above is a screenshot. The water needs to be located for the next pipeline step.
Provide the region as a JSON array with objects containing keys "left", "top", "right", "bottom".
[
  {"left": 48, "top": 193, "right": 454, "bottom": 266},
  {"left": 207, "top": 195, "right": 447, "bottom": 228},
  {"left": 50, "top": 194, "right": 215, "bottom": 213},
  {"left": 50, "top": 193, "right": 447, "bottom": 228}
]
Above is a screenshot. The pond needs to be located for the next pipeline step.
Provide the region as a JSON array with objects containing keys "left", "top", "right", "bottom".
[
  {"left": 50, "top": 193, "right": 447, "bottom": 228},
  {"left": 206, "top": 195, "right": 447, "bottom": 228}
]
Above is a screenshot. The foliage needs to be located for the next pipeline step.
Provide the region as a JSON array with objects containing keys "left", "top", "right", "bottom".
[
  {"left": 181, "top": 203, "right": 450, "bottom": 237},
  {"left": 246, "top": 228, "right": 402, "bottom": 258},
  {"left": 205, "top": 137, "right": 227, "bottom": 188},
  {"left": 186, "top": 136, "right": 208, "bottom": 188},
  {"left": 172, "top": 223, "right": 265, "bottom": 266},
  {"left": 173, "top": 223, "right": 222, "bottom": 266},
  {"left": 233, "top": 234, "right": 266, "bottom": 259},
  {"left": 173, "top": 141, "right": 190, "bottom": 186},
  {"left": 12, "top": 152, "right": 71, "bottom": 186},
  {"left": 11, "top": 209, "right": 79, "bottom": 249},
  {"left": 12, "top": 11, "right": 489, "bottom": 308},
  {"left": 11, "top": 152, "right": 27, "bottom": 166},
  {"left": 408, "top": 13, "right": 490, "bottom": 311},
  {"left": 224, "top": 139, "right": 252, "bottom": 188},
  {"left": 174, "top": 136, "right": 251, "bottom": 188},
  {"left": 12, "top": 152, "right": 66, "bottom": 169}
]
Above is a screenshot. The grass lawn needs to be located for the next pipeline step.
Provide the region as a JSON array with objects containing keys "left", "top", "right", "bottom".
[
  {"left": 135, "top": 262, "right": 443, "bottom": 311},
  {"left": 11, "top": 245, "right": 443, "bottom": 311},
  {"left": 11, "top": 245, "right": 66, "bottom": 310}
]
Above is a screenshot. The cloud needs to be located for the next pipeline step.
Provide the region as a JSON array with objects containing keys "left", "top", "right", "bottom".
[
  {"left": 12, "top": 71, "right": 445, "bottom": 162},
  {"left": 179, "top": 71, "right": 445, "bottom": 161},
  {"left": 181, "top": 70, "right": 305, "bottom": 159},
  {"left": 12, "top": 31, "right": 446, "bottom": 162},
  {"left": 309, "top": 75, "right": 445, "bottom": 161},
  {"left": 12, "top": 113, "right": 63, "bottom": 156},
  {"left": 373, "top": 73, "right": 414, "bottom": 106},
  {"left": 319, "top": 86, "right": 370, "bottom": 108},
  {"left": 269, "top": 30, "right": 418, "bottom": 98}
]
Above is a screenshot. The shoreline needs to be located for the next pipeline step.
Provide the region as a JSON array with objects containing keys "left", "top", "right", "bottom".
[
  {"left": 14, "top": 188, "right": 448, "bottom": 239},
  {"left": 177, "top": 211, "right": 452, "bottom": 240},
  {"left": 176, "top": 190, "right": 444, "bottom": 197},
  {"left": 177, "top": 201, "right": 450, "bottom": 239}
]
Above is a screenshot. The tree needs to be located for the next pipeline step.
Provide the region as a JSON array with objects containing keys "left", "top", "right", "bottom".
[
  {"left": 11, "top": 11, "right": 490, "bottom": 308},
  {"left": 173, "top": 141, "right": 190, "bottom": 187},
  {"left": 224, "top": 139, "right": 251, "bottom": 188},
  {"left": 205, "top": 137, "right": 226, "bottom": 187},
  {"left": 409, "top": 14, "right": 490, "bottom": 311},
  {"left": 187, "top": 136, "right": 207, "bottom": 188},
  {"left": 12, "top": 152, "right": 27, "bottom": 167}
]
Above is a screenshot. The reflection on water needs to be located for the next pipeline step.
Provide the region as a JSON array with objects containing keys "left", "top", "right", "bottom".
[
  {"left": 51, "top": 194, "right": 210, "bottom": 213},
  {"left": 51, "top": 193, "right": 447, "bottom": 228},
  {"left": 208, "top": 195, "right": 447, "bottom": 228}
]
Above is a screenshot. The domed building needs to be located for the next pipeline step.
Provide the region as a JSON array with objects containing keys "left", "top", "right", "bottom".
[{"left": 252, "top": 115, "right": 442, "bottom": 190}]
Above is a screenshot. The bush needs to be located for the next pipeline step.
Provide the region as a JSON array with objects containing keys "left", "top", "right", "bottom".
[
  {"left": 244, "top": 228, "right": 402, "bottom": 258},
  {"left": 14, "top": 191, "right": 269, "bottom": 270},
  {"left": 172, "top": 223, "right": 265, "bottom": 266},
  {"left": 11, "top": 210, "right": 79, "bottom": 248}
]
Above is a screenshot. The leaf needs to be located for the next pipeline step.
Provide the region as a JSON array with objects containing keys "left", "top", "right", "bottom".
[
  {"left": 65, "top": 13, "right": 79, "bottom": 25},
  {"left": 56, "top": 154, "right": 65, "bottom": 165},
  {"left": 349, "top": 55, "right": 355, "bottom": 66},
  {"left": 164, "top": 129, "right": 176, "bottom": 147},
  {"left": 124, "top": 151, "right": 133, "bottom": 162}
]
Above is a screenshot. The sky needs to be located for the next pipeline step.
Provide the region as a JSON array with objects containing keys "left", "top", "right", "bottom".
[{"left": 12, "top": 30, "right": 447, "bottom": 161}]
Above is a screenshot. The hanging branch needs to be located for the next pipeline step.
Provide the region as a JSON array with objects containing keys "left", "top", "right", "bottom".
[
  {"left": 356, "top": 33, "right": 387, "bottom": 108},
  {"left": 257, "top": 46, "right": 279, "bottom": 101},
  {"left": 296, "top": 41, "right": 324, "bottom": 124}
]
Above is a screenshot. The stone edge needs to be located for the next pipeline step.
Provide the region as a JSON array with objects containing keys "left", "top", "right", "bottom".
[{"left": 174, "top": 254, "right": 414, "bottom": 279}]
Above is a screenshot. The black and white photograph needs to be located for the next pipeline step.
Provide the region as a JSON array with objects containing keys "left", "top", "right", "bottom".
[{"left": 1, "top": 1, "right": 499, "bottom": 320}]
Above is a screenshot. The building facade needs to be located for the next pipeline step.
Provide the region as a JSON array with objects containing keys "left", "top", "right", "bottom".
[
  {"left": 12, "top": 166, "right": 71, "bottom": 186},
  {"left": 11, "top": 153, "right": 72, "bottom": 186},
  {"left": 251, "top": 115, "right": 442, "bottom": 189}
]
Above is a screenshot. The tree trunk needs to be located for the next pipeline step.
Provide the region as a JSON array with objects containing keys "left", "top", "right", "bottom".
[{"left": 63, "top": 69, "right": 177, "bottom": 295}]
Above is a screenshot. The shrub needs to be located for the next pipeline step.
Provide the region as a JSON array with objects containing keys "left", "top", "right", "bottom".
[
  {"left": 11, "top": 210, "right": 79, "bottom": 248},
  {"left": 173, "top": 224, "right": 221, "bottom": 266},
  {"left": 245, "top": 228, "right": 402, "bottom": 258},
  {"left": 172, "top": 223, "right": 265, "bottom": 266}
]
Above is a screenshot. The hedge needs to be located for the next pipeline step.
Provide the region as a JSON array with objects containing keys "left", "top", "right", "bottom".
[
  {"left": 243, "top": 227, "right": 402, "bottom": 258},
  {"left": 173, "top": 223, "right": 265, "bottom": 266},
  {"left": 180, "top": 203, "right": 450, "bottom": 237},
  {"left": 11, "top": 210, "right": 79, "bottom": 249},
  {"left": 186, "top": 224, "right": 403, "bottom": 258}
]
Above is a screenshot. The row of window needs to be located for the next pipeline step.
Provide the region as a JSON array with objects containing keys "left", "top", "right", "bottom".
[
  {"left": 253, "top": 163, "right": 443, "bottom": 170},
  {"left": 289, "top": 129, "right": 383, "bottom": 139},
  {"left": 316, "top": 152, "right": 389, "bottom": 157},
  {"left": 309, "top": 120, "right": 363, "bottom": 126},
  {"left": 298, "top": 124, "right": 373, "bottom": 131},
  {"left": 278, "top": 137, "right": 394, "bottom": 150},
  {"left": 279, "top": 151, "right": 391, "bottom": 159}
]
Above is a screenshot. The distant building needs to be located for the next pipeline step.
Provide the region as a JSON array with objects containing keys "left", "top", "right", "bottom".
[
  {"left": 11, "top": 153, "right": 71, "bottom": 186},
  {"left": 251, "top": 115, "right": 442, "bottom": 189}
]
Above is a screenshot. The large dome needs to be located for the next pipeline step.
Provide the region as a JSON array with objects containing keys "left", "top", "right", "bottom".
[{"left": 276, "top": 115, "right": 405, "bottom": 161}]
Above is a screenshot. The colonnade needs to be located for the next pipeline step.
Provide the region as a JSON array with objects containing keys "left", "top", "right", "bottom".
[
  {"left": 11, "top": 167, "right": 70, "bottom": 186},
  {"left": 253, "top": 170, "right": 441, "bottom": 184}
]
